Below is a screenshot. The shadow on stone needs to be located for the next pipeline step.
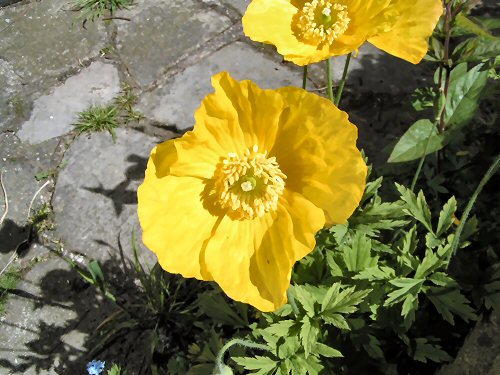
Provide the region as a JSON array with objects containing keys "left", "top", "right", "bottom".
[
  {"left": 0, "top": 219, "right": 31, "bottom": 255},
  {"left": 83, "top": 155, "right": 148, "bottom": 216},
  {"left": 0, "top": 252, "right": 150, "bottom": 374}
]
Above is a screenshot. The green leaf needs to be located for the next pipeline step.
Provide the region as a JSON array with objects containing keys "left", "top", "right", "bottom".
[
  {"left": 388, "top": 120, "right": 446, "bottom": 163},
  {"left": 197, "top": 292, "right": 248, "bottom": 327},
  {"left": 314, "top": 343, "right": 343, "bottom": 358},
  {"left": 342, "top": 233, "right": 378, "bottom": 272},
  {"left": 353, "top": 265, "right": 395, "bottom": 281},
  {"left": 444, "top": 63, "right": 489, "bottom": 130},
  {"left": 293, "top": 286, "right": 316, "bottom": 317},
  {"left": 402, "top": 294, "right": 418, "bottom": 323},
  {"left": 363, "top": 334, "right": 384, "bottom": 360},
  {"left": 385, "top": 278, "right": 424, "bottom": 306},
  {"left": 322, "top": 313, "right": 350, "bottom": 330},
  {"left": 453, "top": 36, "right": 500, "bottom": 63},
  {"left": 321, "top": 284, "right": 370, "bottom": 314},
  {"left": 233, "top": 356, "right": 277, "bottom": 374},
  {"left": 436, "top": 196, "right": 457, "bottom": 236},
  {"left": 413, "top": 338, "right": 452, "bottom": 363},
  {"left": 88, "top": 260, "right": 105, "bottom": 285},
  {"left": 396, "top": 184, "right": 434, "bottom": 234},
  {"left": 415, "top": 251, "right": 443, "bottom": 279},
  {"left": 265, "top": 320, "right": 296, "bottom": 337},
  {"left": 300, "top": 317, "right": 320, "bottom": 358},
  {"left": 329, "top": 224, "right": 348, "bottom": 245},
  {"left": 360, "top": 177, "right": 383, "bottom": 205},
  {"left": 454, "top": 13, "right": 494, "bottom": 38},
  {"left": 427, "top": 286, "right": 476, "bottom": 324}
]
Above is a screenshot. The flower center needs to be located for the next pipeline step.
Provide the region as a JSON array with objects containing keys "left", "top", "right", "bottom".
[
  {"left": 293, "top": 0, "right": 350, "bottom": 46},
  {"left": 214, "top": 145, "right": 286, "bottom": 220}
]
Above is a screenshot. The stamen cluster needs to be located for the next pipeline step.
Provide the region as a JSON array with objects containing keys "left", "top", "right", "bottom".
[
  {"left": 214, "top": 145, "right": 286, "bottom": 220},
  {"left": 294, "top": 0, "right": 350, "bottom": 46}
]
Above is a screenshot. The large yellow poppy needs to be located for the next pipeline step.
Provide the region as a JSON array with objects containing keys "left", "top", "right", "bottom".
[
  {"left": 242, "top": 0, "right": 443, "bottom": 65},
  {"left": 137, "top": 72, "right": 367, "bottom": 311}
]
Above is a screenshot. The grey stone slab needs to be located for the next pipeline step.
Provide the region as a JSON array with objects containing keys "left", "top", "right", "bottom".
[
  {"left": 138, "top": 41, "right": 303, "bottom": 130},
  {"left": 0, "top": 0, "right": 106, "bottom": 84},
  {"left": 52, "top": 128, "right": 161, "bottom": 267},
  {"left": 0, "top": 58, "right": 26, "bottom": 133},
  {"left": 0, "top": 133, "right": 58, "bottom": 267},
  {"left": 438, "top": 311, "right": 500, "bottom": 375},
  {"left": 116, "top": 0, "right": 232, "bottom": 86},
  {"left": 0, "top": 254, "right": 115, "bottom": 375},
  {"left": 220, "top": 0, "right": 250, "bottom": 14},
  {"left": 16, "top": 62, "right": 121, "bottom": 144}
]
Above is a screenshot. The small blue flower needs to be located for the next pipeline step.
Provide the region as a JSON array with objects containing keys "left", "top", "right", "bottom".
[{"left": 87, "top": 360, "right": 106, "bottom": 375}]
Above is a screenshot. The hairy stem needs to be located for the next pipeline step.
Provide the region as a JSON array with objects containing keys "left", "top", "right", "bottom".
[
  {"left": 449, "top": 154, "right": 500, "bottom": 262},
  {"left": 215, "top": 339, "right": 269, "bottom": 373},
  {"left": 335, "top": 53, "right": 351, "bottom": 106}
]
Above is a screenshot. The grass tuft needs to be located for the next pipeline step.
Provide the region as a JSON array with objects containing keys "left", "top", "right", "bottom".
[
  {"left": 0, "top": 267, "right": 22, "bottom": 315},
  {"left": 74, "top": 105, "right": 119, "bottom": 143},
  {"left": 28, "top": 203, "right": 55, "bottom": 233},
  {"left": 73, "top": 0, "right": 133, "bottom": 23}
]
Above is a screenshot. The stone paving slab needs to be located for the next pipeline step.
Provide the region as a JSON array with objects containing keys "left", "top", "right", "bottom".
[
  {"left": 0, "top": 132, "right": 60, "bottom": 267},
  {"left": 16, "top": 61, "right": 121, "bottom": 144},
  {"left": 0, "top": 0, "right": 106, "bottom": 85},
  {"left": 115, "top": 0, "right": 232, "bottom": 87},
  {"left": 52, "top": 128, "right": 162, "bottom": 267},
  {"left": 138, "top": 41, "right": 304, "bottom": 130},
  {"left": 0, "top": 58, "right": 25, "bottom": 132},
  {"left": 0, "top": 251, "right": 115, "bottom": 375}
]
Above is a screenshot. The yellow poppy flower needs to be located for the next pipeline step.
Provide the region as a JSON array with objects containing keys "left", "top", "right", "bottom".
[
  {"left": 242, "top": 0, "right": 443, "bottom": 65},
  {"left": 137, "top": 72, "right": 367, "bottom": 311}
]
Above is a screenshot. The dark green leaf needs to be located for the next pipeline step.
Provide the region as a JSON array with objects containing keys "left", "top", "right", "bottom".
[
  {"left": 413, "top": 338, "right": 452, "bottom": 363},
  {"left": 427, "top": 286, "right": 476, "bottom": 324},
  {"left": 385, "top": 278, "right": 424, "bottom": 306},
  {"left": 314, "top": 343, "right": 343, "bottom": 358},
  {"left": 453, "top": 36, "right": 500, "bottom": 63},
  {"left": 233, "top": 356, "right": 277, "bottom": 374},
  {"left": 445, "top": 63, "right": 488, "bottom": 129},
  {"left": 342, "top": 233, "right": 377, "bottom": 272},
  {"left": 388, "top": 120, "right": 445, "bottom": 163},
  {"left": 436, "top": 196, "right": 457, "bottom": 236},
  {"left": 396, "top": 184, "right": 434, "bottom": 234}
]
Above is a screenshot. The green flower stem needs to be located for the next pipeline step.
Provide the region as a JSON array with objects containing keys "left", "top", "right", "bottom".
[
  {"left": 287, "top": 287, "right": 299, "bottom": 316},
  {"left": 215, "top": 339, "right": 269, "bottom": 373},
  {"left": 334, "top": 52, "right": 351, "bottom": 106},
  {"left": 326, "top": 58, "right": 334, "bottom": 102},
  {"left": 302, "top": 65, "right": 308, "bottom": 90},
  {"left": 410, "top": 125, "right": 435, "bottom": 191},
  {"left": 449, "top": 153, "right": 500, "bottom": 262}
]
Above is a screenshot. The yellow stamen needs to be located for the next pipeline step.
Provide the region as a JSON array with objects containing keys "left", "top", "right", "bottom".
[
  {"left": 293, "top": 0, "right": 350, "bottom": 46},
  {"left": 214, "top": 145, "right": 286, "bottom": 220}
]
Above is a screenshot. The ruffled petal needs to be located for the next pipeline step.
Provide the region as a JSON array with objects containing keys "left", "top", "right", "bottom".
[
  {"left": 138, "top": 152, "right": 219, "bottom": 279},
  {"left": 203, "top": 193, "right": 323, "bottom": 311},
  {"left": 368, "top": 0, "right": 443, "bottom": 64},
  {"left": 273, "top": 86, "right": 367, "bottom": 225},
  {"left": 243, "top": 0, "right": 329, "bottom": 65},
  {"left": 162, "top": 72, "right": 286, "bottom": 179}
]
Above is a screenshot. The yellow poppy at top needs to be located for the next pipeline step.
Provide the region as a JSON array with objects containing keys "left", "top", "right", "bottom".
[
  {"left": 137, "top": 72, "right": 367, "bottom": 312},
  {"left": 242, "top": 0, "right": 443, "bottom": 65}
]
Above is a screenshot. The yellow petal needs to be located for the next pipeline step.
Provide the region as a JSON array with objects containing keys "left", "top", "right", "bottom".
[
  {"left": 273, "top": 86, "right": 367, "bottom": 225},
  {"left": 163, "top": 72, "right": 286, "bottom": 179},
  {"left": 242, "top": 0, "right": 329, "bottom": 65},
  {"left": 202, "top": 194, "right": 324, "bottom": 311},
  {"left": 368, "top": 0, "right": 443, "bottom": 64},
  {"left": 193, "top": 72, "right": 284, "bottom": 153},
  {"left": 138, "top": 151, "right": 220, "bottom": 280}
]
